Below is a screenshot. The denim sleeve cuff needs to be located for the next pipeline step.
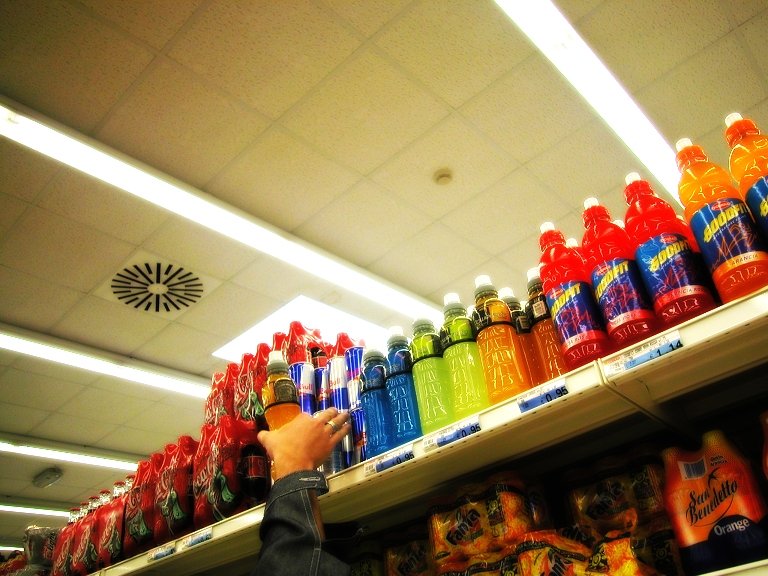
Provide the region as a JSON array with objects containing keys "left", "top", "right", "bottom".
[{"left": 266, "top": 470, "right": 329, "bottom": 508}]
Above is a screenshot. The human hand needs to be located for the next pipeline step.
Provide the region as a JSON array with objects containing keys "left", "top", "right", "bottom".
[{"left": 257, "top": 408, "right": 350, "bottom": 481}]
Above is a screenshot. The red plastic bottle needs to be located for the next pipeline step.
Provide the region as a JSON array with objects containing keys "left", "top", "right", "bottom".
[
  {"left": 623, "top": 172, "right": 718, "bottom": 327},
  {"left": 539, "top": 221, "right": 611, "bottom": 369},
  {"left": 725, "top": 112, "right": 768, "bottom": 241},
  {"left": 581, "top": 197, "right": 658, "bottom": 348},
  {"left": 676, "top": 138, "right": 768, "bottom": 302}
]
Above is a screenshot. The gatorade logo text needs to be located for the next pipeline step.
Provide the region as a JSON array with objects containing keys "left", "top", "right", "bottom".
[
  {"left": 549, "top": 283, "right": 581, "bottom": 318},
  {"left": 702, "top": 203, "right": 750, "bottom": 243},
  {"left": 594, "top": 260, "right": 629, "bottom": 300},
  {"left": 649, "top": 240, "right": 687, "bottom": 273},
  {"left": 685, "top": 469, "right": 737, "bottom": 527}
]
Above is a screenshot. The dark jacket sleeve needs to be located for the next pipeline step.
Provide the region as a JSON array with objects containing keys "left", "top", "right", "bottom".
[{"left": 254, "top": 471, "right": 350, "bottom": 576}]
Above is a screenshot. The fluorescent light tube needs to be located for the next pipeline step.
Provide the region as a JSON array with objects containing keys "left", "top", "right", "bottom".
[
  {"left": 0, "top": 323, "right": 210, "bottom": 399},
  {"left": 0, "top": 440, "right": 137, "bottom": 471},
  {"left": 494, "top": 0, "right": 681, "bottom": 204},
  {"left": 0, "top": 504, "right": 69, "bottom": 518},
  {"left": 0, "top": 546, "right": 24, "bottom": 552},
  {"left": 214, "top": 295, "right": 391, "bottom": 361},
  {"left": 0, "top": 99, "right": 441, "bottom": 323}
]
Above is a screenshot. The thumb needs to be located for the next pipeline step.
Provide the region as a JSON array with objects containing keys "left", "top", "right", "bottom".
[{"left": 257, "top": 429, "right": 271, "bottom": 450}]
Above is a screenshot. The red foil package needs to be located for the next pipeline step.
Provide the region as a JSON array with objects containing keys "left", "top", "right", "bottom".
[
  {"left": 122, "top": 453, "right": 163, "bottom": 558},
  {"left": 154, "top": 435, "right": 199, "bottom": 544},
  {"left": 70, "top": 498, "right": 99, "bottom": 576},
  {"left": 235, "top": 344, "right": 269, "bottom": 426},
  {"left": 96, "top": 482, "right": 128, "bottom": 569},
  {"left": 51, "top": 510, "right": 78, "bottom": 576}
]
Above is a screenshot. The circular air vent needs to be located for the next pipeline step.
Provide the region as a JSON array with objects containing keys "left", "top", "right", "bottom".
[{"left": 111, "top": 262, "right": 203, "bottom": 312}]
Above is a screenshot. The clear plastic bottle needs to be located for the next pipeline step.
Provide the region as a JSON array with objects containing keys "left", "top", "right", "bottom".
[
  {"left": 526, "top": 266, "right": 568, "bottom": 382},
  {"left": 410, "top": 318, "right": 454, "bottom": 434},
  {"left": 384, "top": 327, "right": 422, "bottom": 445},
  {"left": 539, "top": 221, "right": 611, "bottom": 369},
  {"left": 360, "top": 349, "right": 396, "bottom": 458},
  {"left": 439, "top": 293, "right": 490, "bottom": 418},
  {"left": 724, "top": 112, "right": 768, "bottom": 240},
  {"left": 623, "top": 171, "right": 717, "bottom": 327},
  {"left": 581, "top": 197, "right": 658, "bottom": 348},
  {"left": 499, "top": 287, "right": 545, "bottom": 386},
  {"left": 262, "top": 350, "right": 300, "bottom": 430},
  {"left": 676, "top": 137, "right": 768, "bottom": 302}
]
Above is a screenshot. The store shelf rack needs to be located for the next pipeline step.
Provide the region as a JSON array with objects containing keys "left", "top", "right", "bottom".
[{"left": 92, "top": 287, "right": 768, "bottom": 576}]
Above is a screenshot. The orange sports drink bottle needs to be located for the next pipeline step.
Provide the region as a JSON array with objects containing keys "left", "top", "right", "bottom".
[
  {"left": 724, "top": 112, "right": 768, "bottom": 240},
  {"left": 675, "top": 138, "right": 768, "bottom": 303},
  {"left": 525, "top": 266, "right": 568, "bottom": 382},
  {"left": 262, "top": 350, "right": 301, "bottom": 430}
]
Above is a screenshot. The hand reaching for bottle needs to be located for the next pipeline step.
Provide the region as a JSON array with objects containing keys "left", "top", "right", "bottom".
[{"left": 257, "top": 408, "right": 350, "bottom": 481}]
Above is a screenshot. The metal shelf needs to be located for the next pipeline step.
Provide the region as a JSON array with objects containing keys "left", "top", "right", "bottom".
[{"left": 93, "top": 288, "right": 768, "bottom": 576}]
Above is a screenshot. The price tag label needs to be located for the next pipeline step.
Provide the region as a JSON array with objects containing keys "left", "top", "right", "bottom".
[
  {"left": 517, "top": 379, "right": 569, "bottom": 414},
  {"left": 422, "top": 417, "right": 482, "bottom": 452},
  {"left": 148, "top": 543, "right": 176, "bottom": 561},
  {"left": 179, "top": 526, "right": 213, "bottom": 551},
  {"left": 603, "top": 330, "right": 683, "bottom": 378},
  {"left": 363, "top": 444, "right": 415, "bottom": 476}
]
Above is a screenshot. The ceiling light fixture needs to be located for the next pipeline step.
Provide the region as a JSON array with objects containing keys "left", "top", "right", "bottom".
[
  {"left": 494, "top": 0, "right": 681, "bottom": 204},
  {"left": 214, "top": 295, "right": 391, "bottom": 362},
  {"left": 0, "top": 439, "right": 137, "bottom": 471},
  {"left": 0, "top": 504, "right": 69, "bottom": 518},
  {"left": 0, "top": 323, "right": 210, "bottom": 399},
  {"left": 0, "top": 546, "right": 24, "bottom": 552},
  {"left": 0, "top": 98, "right": 442, "bottom": 324}
]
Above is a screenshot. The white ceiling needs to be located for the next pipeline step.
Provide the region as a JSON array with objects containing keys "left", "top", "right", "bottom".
[{"left": 1, "top": 0, "right": 767, "bottom": 548}]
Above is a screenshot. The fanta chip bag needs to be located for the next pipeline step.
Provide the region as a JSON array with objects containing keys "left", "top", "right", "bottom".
[{"left": 662, "top": 430, "right": 768, "bottom": 574}]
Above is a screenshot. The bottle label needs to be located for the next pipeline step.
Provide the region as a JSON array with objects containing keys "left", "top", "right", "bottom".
[
  {"left": 386, "top": 373, "right": 421, "bottom": 438},
  {"left": 241, "top": 454, "right": 267, "bottom": 480},
  {"left": 545, "top": 280, "right": 605, "bottom": 352},
  {"left": 529, "top": 294, "right": 549, "bottom": 324},
  {"left": 272, "top": 377, "right": 299, "bottom": 404},
  {"left": 473, "top": 300, "right": 513, "bottom": 331},
  {"left": 590, "top": 258, "right": 654, "bottom": 339},
  {"left": 690, "top": 198, "right": 768, "bottom": 277},
  {"left": 635, "top": 233, "right": 713, "bottom": 320},
  {"left": 745, "top": 175, "right": 768, "bottom": 238},
  {"left": 440, "top": 317, "right": 475, "bottom": 349}
]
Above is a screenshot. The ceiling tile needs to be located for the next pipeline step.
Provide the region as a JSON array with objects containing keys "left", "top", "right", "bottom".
[
  {"left": 282, "top": 47, "right": 449, "bottom": 174},
  {"left": 0, "top": 266, "right": 84, "bottom": 332},
  {"left": 0, "top": 0, "right": 153, "bottom": 131},
  {"left": 0, "top": 207, "right": 135, "bottom": 292},
  {"left": 207, "top": 126, "right": 359, "bottom": 232},
  {"left": 142, "top": 218, "right": 257, "bottom": 281},
  {"left": 0, "top": 403, "right": 51, "bottom": 435},
  {"left": 175, "top": 281, "right": 280, "bottom": 339},
  {"left": 0, "top": 478, "right": 29, "bottom": 499},
  {"left": 97, "top": 56, "right": 269, "bottom": 188},
  {"left": 554, "top": 0, "right": 607, "bottom": 22},
  {"left": 430, "top": 258, "right": 526, "bottom": 311},
  {"left": 369, "top": 223, "right": 490, "bottom": 296},
  {"left": 724, "top": 1, "right": 768, "bottom": 25},
  {"left": 294, "top": 179, "right": 430, "bottom": 267},
  {"left": 0, "top": 193, "right": 28, "bottom": 240},
  {"left": 95, "top": 425, "right": 174, "bottom": 457},
  {"left": 77, "top": 0, "right": 205, "bottom": 50},
  {"left": 370, "top": 114, "right": 517, "bottom": 219},
  {"left": 374, "top": 0, "right": 532, "bottom": 108},
  {"left": 0, "top": 140, "right": 61, "bottom": 203},
  {"left": 29, "top": 413, "right": 117, "bottom": 446},
  {"left": 231, "top": 255, "right": 338, "bottom": 305},
  {"left": 132, "top": 324, "right": 227, "bottom": 374},
  {"left": 498, "top": 233, "right": 546, "bottom": 280},
  {"left": 9, "top": 356, "right": 100, "bottom": 387},
  {"left": 87, "top": 374, "right": 174, "bottom": 404},
  {"left": 461, "top": 54, "right": 595, "bottom": 164},
  {"left": 0, "top": 368, "right": 84, "bottom": 412},
  {"left": 51, "top": 295, "right": 170, "bottom": 356},
  {"left": 37, "top": 170, "right": 170, "bottom": 246},
  {"left": 440, "top": 167, "right": 572, "bottom": 255},
  {"left": 525, "top": 120, "right": 639, "bottom": 212},
  {"left": 16, "top": 480, "right": 98, "bottom": 505},
  {"left": 168, "top": 1, "right": 361, "bottom": 119},
  {"left": 323, "top": 0, "right": 413, "bottom": 37},
  {"left": 56, "top": 387, "right": 157, "bottom": 426},
  {"left": 578, "top": 0, "right": 733, "bottom": 92},
  {"left": 739, "top": 9, "right": 768, "bottom": 78},
  {"left": 636, "top": 32, "right": 766, "bottom": 147},
  {"left": 123, "top": 402, "right": 202, "bottom": 440}
]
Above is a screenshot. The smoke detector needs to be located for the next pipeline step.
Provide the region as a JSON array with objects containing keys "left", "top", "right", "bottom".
[
  {"left": 32, "top": 467, "right": 63, "bottom": 488},
  {"left": 111, "top": 262, "right": 203, "bottom": 313}
]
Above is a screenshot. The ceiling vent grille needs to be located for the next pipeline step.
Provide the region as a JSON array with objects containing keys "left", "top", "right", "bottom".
[{"left": 111, "top": 262, "right": 203, "bottom": 313}]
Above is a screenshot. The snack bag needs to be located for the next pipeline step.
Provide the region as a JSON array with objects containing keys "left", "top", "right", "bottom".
[
  {"left": 123, "top": 453, "right": 162, "bottom": 557},
  {"left": 515, "top": 530, "right": 591, "bottom": 576},
  {"left": 631, "top": 516, "right": 686, "bottom": 576},
  {"left": 385, "top": 540, "right": 431, "bottom": 576},
  {"left": 70, "top": 499, "right": 99, "bottom": 576},
  {"left": 586, "top": 537, "right": 660, "bottom": 575},
  {"left": 96, "top": 482, "right": 128, "bottom": 569},
  {"left": 51, "top": 512, "right": 77, "bottom": 576},
  {"left": 235, "top": 348, "right": 268, "bottom": 427},
  {"left": 154, "top": 435, "right": 199, "bottom": 543}
]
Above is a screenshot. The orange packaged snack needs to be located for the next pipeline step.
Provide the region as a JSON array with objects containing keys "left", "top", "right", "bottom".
[
  {"left": 515, "top": 530, "right": 591, "bottom": 576},
  {"left": 385, "top": 539, "right": 432, "bottom": 576},
  {"left": 586, "top": 537, "right": 660, "bottom": 575}
]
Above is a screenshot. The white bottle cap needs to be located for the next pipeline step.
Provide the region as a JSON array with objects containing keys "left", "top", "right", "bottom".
[
  {"left": 474, "top": 274, "right": 492, "bottom": 289},
  {"left": 565, "top": 237, "right": 579, "bottom": 248},
  {"left": 540, "top": 221, "right": 555, "bottom": 233},
  {"left": 267, "top": 350, "right": 285, "bottom": 364},
  {"left": 675, "top": 138, "right": 693, "bottom": 152},
  {"left": 498, "top": 287, "right": 514, "bottom": 300},
  {"left": 520, "top": 299, "right": 528, "bottom": 308},
  {"left": 613, "top": 219, "right": 625, "bottom": 228},
  {"left": 724, "top": 112, "right": 743, "bottom": 127},
  {"left": 526, "top": 267, "right": 541, "bottom": 282},
  {"left": 443, "top": 292, "right": 461, "bottom": 306},
  {"left": 583, "top": 197, "right": 599, "bottom": 209},
  {"left": 625, "top": 172, "right": 641, "bottom": 185}
]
